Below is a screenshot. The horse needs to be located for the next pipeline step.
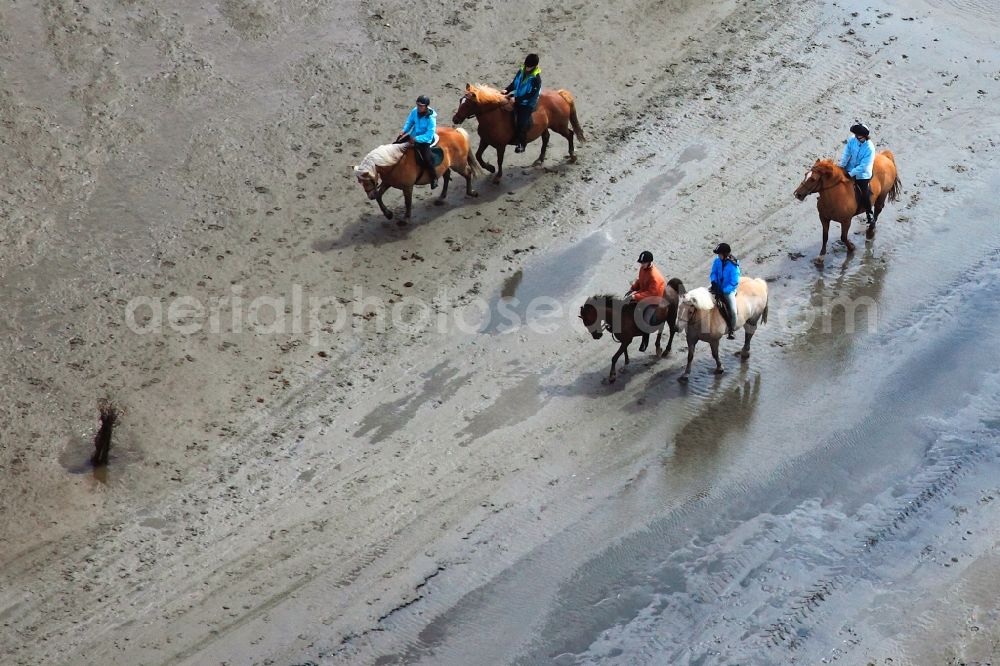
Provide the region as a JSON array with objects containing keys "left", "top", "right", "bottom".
[
  {"left": 793, "top": 152, "right": 902, "bottom": 261},
  {"left": 676, "top": 277, "right": 769, "bottom": 382},
  {"left": 353, "top": 127, "right": 481, "bottom": 224},
  {"left": 579, "top": 278, "right": 685, "bottom": 383},
  {"left": 452, "top": 83, "right": 585, "bottom": 183}
]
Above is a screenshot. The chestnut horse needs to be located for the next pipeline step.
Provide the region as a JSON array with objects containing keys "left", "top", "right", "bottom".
[
  {"left": 452, "top": 83, "right": 585, "bottom": 183},
  {"left": 353, "top": 127, "right": 480, "bottom": 223},
  {"left": 793, "top": 152, "right": 902, "bottom": 261},
  {"left": 579, "top": 278, "right": 685, "bottom": 383},
  {"left": 676, "top": 278, "right": 769, "bottom": 382}
]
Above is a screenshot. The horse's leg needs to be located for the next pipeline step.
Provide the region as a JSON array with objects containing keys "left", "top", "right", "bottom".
[
  {"left": 459, "top": 161, "right": 479, "bottom": 198},
  {"left": 679, "top": 338, "right": 697, "bottom": 382},
  {"left": 402, "top": 185, "right": 413, "bottom": 224},
  {"left": 664, "top": 323, "right": 676, "bottom": 357},
  {"left": 494, "top": 145, "right": 507, "bottom": 184},
  {"left": 566, "top": 127, "right": 575, "bottom": 161},
  {"left": 711, "top": 339, "right": 725, "bottom": 374},
  {"left": 534, "top": 129, "right": 550, "bottom": 166},
  {"left": 436, "top": 169, "right": 451, "bottom": 203},
  {"left": 841, "top": 220, "right": 856, "bottom": 253},
  {"left": 610, "top": 341, "right": 628, "bottom": 383},
  {"left": 654, "top": 324, "right": 664, "bottom": 358},
  {"left": 736, "top": 321, "right": 758, "bottom": 359},
  {"left": 374, "top": 184, "right": 393, "bottom": 220},
  {"left": 817, "top": 218, "right": 831, "bottom": 261},
  {"left": 869, "top": 195, "right": 885, "bottom": 239},
  {"left": 476, "top": 139, "right": 495, "bottom": 173}
]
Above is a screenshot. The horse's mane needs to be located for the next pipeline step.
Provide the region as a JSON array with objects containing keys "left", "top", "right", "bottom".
[
  {"left": 813, "top": 158, "right": 851, "bottom": 180},
  {"left": 585, "top": 294, "right": 634, "bottom": 311},
  {"left": 468, "top": 83, "right": 510, "bottom": 106},
  {"left": 683, "top": 287, "right": 715, "bottom": 311},
  {"left": 354, "top": 143, "right": 407, "bottom": 179}
]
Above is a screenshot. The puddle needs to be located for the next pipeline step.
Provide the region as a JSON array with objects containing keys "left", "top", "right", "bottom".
[
  {"left": 480, "top": 232, "right": 613, "bottom": 335},
  {"left": 677, "top": 143, "right": 708, "bottom": 165},
  {"left": 59, "top": 433, "right": 139, "bottom": 485}
]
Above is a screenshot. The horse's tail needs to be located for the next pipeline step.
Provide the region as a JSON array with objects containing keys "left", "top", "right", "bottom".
[
  {"left": 558, "top": 89, "right": 586, "bottom": 143},
  {"left": 761, "top": 302, "right": 769, "bottom": 326},
  {"left": 456, "top": 127, "right": 482, "bottom": 177},
  {"left": 881, "top": 150, "right": 902, "bottom": 203}
]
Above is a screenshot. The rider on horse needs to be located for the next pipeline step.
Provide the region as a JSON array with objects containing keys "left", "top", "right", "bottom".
[
  {"left": 840, "top": 122, "right": 876, "bottom": 225},
  {"left": 628, "top": 250, "right": 666, "bottom": 352},
  {"left": 502, "top": 53, "right": 542, "bottom": 153},
  {"left": 397, "top": 95, "right": 438, "bottom": 189},
  {"left": 710, "top": 243, "right": 741, "bottom": 340}
]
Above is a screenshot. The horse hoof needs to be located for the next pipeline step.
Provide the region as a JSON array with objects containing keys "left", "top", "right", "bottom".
[
  {"left": 736, "top": 350, "right": 750, "bottom": 359},
  {"left": 866, "top": 226, "right": 876, "bottom": 240},
  {"left": 678, "top": 375, "right": 689, "bottom": 383},
  {"left": 568, "top": 155, "right": 577, "bottom": 163},
  {"left": 483, "top": 164, "right": 496, "bottom": 174},
  {"left": 655, "top": 347, "right": 662, "bottom": 358},
  {"left": 434, "top": 199, "right": 446, "bottom": 206},
  {"left": 714, "top": 367, "right": 725, "bottom": 375},
  {"left": 532, "top": 159, "right": 544, "bottom": 167},
  {"left": 846, "top": 243, "right": 856, "bottom": 253},
  {"left": 468, "top": 190, "right": 479, "bottom": 198},
  {"left": 609, "top": 375, "right": 617, "bottom": 384},
  {"left": 492, "top": 176, "right": 502, "bottom": 184},
  {"left": 384, "top": 211, "right": 394, "bottom": 220},
  {"left": 396, "top": 219, "right": 408, "bottom": 227},
  {"left": 814, "top": 256, "right": 825, "bottom": 266}
]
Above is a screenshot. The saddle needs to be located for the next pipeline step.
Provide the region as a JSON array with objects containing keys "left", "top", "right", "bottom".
[{"left": 415, "top": 147, "right": 445, "bottom": 168}]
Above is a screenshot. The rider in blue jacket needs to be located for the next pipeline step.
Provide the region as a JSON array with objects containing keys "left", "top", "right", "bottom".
[
  {"left": 840, "top": 122, "right": 876, "bottom": 224},
  {"left": 710, "top": 243, "right": 741, "bottom": 339},
  {"left": 398, "top": 95, "right": 438, "bottom": 188},
  {"left": 503, "top": 54, "right": 542, "bottom": 153}
]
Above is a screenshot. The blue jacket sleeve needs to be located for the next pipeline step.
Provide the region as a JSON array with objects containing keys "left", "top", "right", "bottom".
[
  {"left": 839, "top": 142, "right": 852, "bottom": 169},
  {"left": 523, "top": 75, "right": 541, "bottom": 107},
  {"left": 402, "top": 108, "right": 417, "bottom": 135},
  {"left": 724, "top": 262, "right": 741, "bottom": 293},
  {"left": 413, "top": 110, "right": 437, "bottom": 144},
  {"left": 710, "top": 257, "right": 722, "bottom": 286}
]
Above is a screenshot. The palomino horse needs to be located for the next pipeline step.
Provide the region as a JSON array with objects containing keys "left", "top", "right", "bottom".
[
  {"left": 579, "top": 279, "right": 685, "bottom": 383},
  {"left": 793, "top": 152, "right": 902, "bottom": 261},
  {"left": 452, "top": 84, "right": 585, "bottom": 183},
  {"left": 676, "top": 277, "right": 769, "bottom": 382},
  {"left": 353, "top": 127, "right": 480, "bottom": 224}
]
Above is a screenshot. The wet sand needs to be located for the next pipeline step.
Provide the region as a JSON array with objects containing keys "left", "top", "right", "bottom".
[{"left": 2, "top": 0, "right": 1000, "bottom": 664}]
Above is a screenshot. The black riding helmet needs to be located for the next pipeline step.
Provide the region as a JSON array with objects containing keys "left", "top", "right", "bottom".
[
  {"left": 524, "top": 53, "right": 539, "bottom": 68},
  {"left": 850, "top": 122, "right": 870, "bottom": 137},
  {"left": 637, "top": 250, "right": 653, "bottom": 264},
  {"left": 713, "top": 243, "right": 731, "bottom": 255},
  {"left": 416, "top": 94, "right": 430, "bottom": 106}
]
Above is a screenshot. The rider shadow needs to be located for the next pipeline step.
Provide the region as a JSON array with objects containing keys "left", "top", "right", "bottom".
[{"left": 313, "top": 169, "right": 539, "bottom": 252}]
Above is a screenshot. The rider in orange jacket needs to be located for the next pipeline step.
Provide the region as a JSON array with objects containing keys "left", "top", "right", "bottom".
[{"left": 628, "top": 250, "right": 666, "bottom": 351}]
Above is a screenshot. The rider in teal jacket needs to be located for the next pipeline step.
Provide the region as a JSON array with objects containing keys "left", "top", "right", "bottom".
[
  {"left": 840, "top": 122, "right": 876, "bottom": 222},
  {"left": 710, "top": 243, "right": 741, "bottom": 339},
  {"left": 503, "top": 53, "right": 542, "bottom": 153}
]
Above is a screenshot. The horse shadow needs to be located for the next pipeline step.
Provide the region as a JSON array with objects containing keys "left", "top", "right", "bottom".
[
  {"left": 547, "top": 349, "right": 685, "bottom": 399},
  {"left": 670, "top": 371, "right": 763, "bottom": 471},
  {"left": 314, "top": 162, "right": 558, "bottom": 253}
]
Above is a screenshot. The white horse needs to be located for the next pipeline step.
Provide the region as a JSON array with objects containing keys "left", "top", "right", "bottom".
[{"left": 676, "top": 277, "right": 769, "bottom": 381}]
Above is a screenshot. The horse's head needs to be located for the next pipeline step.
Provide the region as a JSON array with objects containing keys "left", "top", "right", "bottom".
[
  {"left": 677, "top": 288, "right": 715, "bottom": 332},
  {"left": 579, "top": 300, "right": 604, "bottom": 339},
  {"left": 354, "top": 168, "right": 379, "bottom": 199},
  {"left": 453, "top": 85, "right": 478, "bottom": 124},
  {"left": 793, "top": 160, "right": 825, "bottom": 201}
]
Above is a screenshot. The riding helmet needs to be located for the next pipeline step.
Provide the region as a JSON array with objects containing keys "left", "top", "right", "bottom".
[
  {"left": 416, "top": 95, "right": 430, "bottom": 105},
  {"left": 524, "top": 53, "right": 539, "bottom": 68},
  {"left": 713, "top": 243, "right": 731, "bottom": 255},
  {"left": 637, "top": 250, "right": 654, "bottom": 263},
  {"left": 849, "top": 122, "right": 870, "bottom": 137}
]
